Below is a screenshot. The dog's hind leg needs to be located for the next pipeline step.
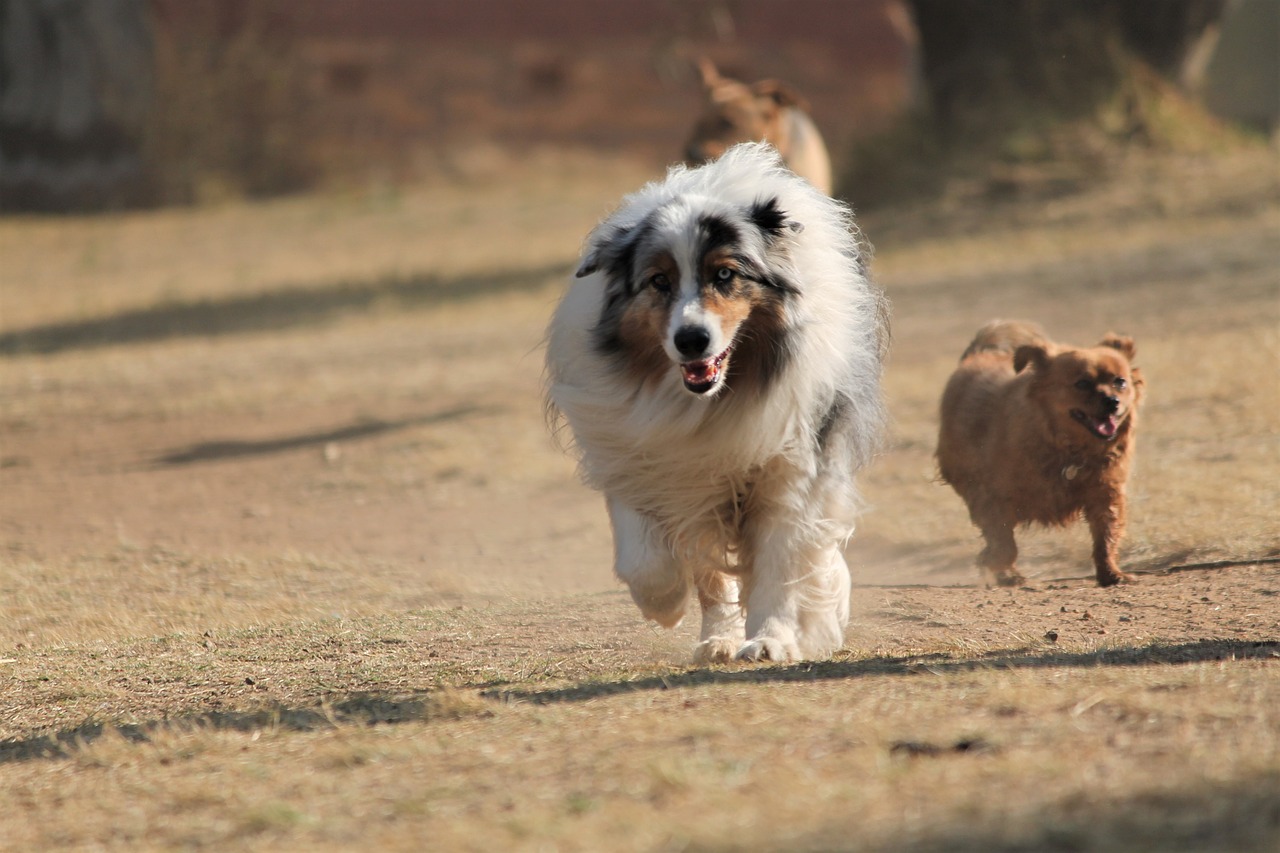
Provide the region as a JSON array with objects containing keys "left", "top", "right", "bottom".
[
  {"left": 608, "top": 498, "right": 691, "bottom": 627},
  {"left": 692, "top": 570, "right": 746, "bottom": 664}
]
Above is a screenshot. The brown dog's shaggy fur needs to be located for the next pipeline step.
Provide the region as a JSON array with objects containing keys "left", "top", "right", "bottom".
[
  {"left": 684, "top": 58, "right": 833, "bottom": 195},
  {"left": 937, "top": 320, "right": 1146, "bottom": 587}
]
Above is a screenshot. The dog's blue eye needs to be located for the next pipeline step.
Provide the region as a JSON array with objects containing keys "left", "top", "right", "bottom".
[
  {"left": 649, "top": 273, "right": 671, "bottom": 293},
  {"left": 716, "top": 268, "right": 733, "bottom": 282}
]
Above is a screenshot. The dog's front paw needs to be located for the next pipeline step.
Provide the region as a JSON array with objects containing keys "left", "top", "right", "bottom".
[
  {"left": 982, "top": 566, "right": 1026, "bottom": 588},
  {"left": 693, "top": 636, "right": 740, "bottom": 664},
  {"left": 1097, "top": 570, "right": 1138, "bottom": 587},
  {"left": 735, "top": 637, "right": 800, "bottom": 663}
]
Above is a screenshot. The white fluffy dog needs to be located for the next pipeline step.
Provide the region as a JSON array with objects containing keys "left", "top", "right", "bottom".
[{"left": 545, "top": 143, "right": 887, "bottom": 663}]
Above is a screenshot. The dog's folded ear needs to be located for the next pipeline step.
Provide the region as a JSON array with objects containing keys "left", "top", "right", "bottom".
[
  {"left": 576, "top": 220, "right": 647, "bottom": 280},
  {"left": 1099, "top": 334, "right": 1137, "bottom": 361},
  {"left": 748, "top": 196, "right": 803, "bottom": 241},
  {"left": 1013, "top": 343, "right": 1050, "bottom": 374},
  {"left": 696, "top": 56, "right": 724, "bottom": 91},
  {"left": 575, "top": 253, "right": 599, "bottom": 278}
]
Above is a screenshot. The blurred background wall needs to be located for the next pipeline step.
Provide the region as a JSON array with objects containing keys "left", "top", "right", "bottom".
[
  {"left": 0, "top": 0, "right": 916, "bottom": 209},
  {"left": 0, "top": 0, "right": 1273, "bottom": 212}
]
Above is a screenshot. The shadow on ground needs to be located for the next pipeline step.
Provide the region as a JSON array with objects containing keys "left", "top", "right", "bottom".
[
  {"left": 491, "top": 638, "right": 1280, "bottom": 705},
  {"left": 0, "top": 261, "right": 569, "bottom": 357},
  {"left": 3, "top": 638, "right": 1274, "bottom": 767},
  {"left": 0, "top": 690, "right": 492, "bottom": 765},
  {"left": 151, "top": 405, "right": 498, "bottom": 467}
]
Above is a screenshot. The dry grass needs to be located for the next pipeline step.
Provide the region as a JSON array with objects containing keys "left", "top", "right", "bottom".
[
  {"left": 1, "top": 603, "right": 1277, "bottom": 851},
  {"left": 1, "top": 147, "right": 1278, "bottom": 851}
]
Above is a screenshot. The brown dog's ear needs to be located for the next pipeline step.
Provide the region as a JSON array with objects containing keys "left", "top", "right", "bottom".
[
  {"left": 1013, "top": 343, "right": 1049, "bottom": 374},
  {"left": 696, "top": 57, "right": 724, "bottom": 91},
  {"left": 1100, "top": 333, "right": 1137, "bottom": 361},
  {"left": 1130, "top": 365, "right": 1146, "bottom": 404},
  {"left": 751, "top": 79, "right": 808, "bottom": 111}
]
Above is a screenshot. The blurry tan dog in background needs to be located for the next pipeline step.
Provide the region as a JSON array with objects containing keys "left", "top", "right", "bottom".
[
  {"left": 685, "top": 58, "right": 833, "bottom": 196},
  {"left": 937, "top": 320, "right": 1145, "bottom": 588}
]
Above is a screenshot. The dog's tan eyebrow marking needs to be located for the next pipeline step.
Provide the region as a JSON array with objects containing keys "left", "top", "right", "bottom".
[
  {"left": 638, "top": 251, "right": 680, "bottom": 291},
  {"left": 700, "top": 246, "right": 743, "bottom": 280}
]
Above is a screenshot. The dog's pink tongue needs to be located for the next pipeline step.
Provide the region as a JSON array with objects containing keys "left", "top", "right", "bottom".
[
  {"left": 682, "top": 359, "right": 715, "bottom": 383},
  {"left": 1097, "top": 416, "right": 1118, "bottom": 438}
]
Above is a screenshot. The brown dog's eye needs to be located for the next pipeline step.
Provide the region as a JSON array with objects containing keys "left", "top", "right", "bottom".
[
  {"left": 1074, "top": 378, "right": 1093, "bottom": 391},
  {"left": 1113, "top": 378, "right": 1127, "bottom": 390}
]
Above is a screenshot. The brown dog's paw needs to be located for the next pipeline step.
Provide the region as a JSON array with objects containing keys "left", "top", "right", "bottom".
[
  {"left": 982, "top": 567, "right": 1026, "bottom": 588},
  {"left": 1097, "top": 571, "right": 1138, "bottom": 587}
]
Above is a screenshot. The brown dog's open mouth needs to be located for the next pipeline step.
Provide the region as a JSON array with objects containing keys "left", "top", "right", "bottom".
[
  {"left": 680, "top": 346, "right": 732, "bottom": 395},
  {"left": 1072, "top": 409, "right": 1120, "bottom": 440}
]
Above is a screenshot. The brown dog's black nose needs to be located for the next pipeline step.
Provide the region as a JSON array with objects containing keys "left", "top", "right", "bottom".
[{"left": 1102, "top": 395, "right": 1120, "bottom": 414}]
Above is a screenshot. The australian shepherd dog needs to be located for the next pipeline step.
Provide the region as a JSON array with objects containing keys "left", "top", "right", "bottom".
[{"left": 545, "top": 143, "right": 887, "bottom": 663}]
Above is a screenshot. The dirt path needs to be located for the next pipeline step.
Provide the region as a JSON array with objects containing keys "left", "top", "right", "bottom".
[
  {"left": 2, "top": 151, "right": 1278, "bottom": 650},
  {"left": 1, "top": 149, "right": 1278, "bottom": 852}
]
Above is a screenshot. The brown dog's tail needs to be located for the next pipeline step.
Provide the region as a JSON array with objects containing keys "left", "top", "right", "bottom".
[{"left": 960, "top": 319, "right": 1051, "bottom": 361}]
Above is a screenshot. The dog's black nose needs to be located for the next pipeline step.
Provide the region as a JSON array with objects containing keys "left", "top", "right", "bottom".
[
  {"left": 1102, "top": 395, "right": 1120, "bottom": 414},
  {"left": 673, "top": 325, "right": 712, "bottom": 359}
]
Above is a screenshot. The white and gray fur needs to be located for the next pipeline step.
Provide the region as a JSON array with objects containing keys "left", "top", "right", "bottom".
[{"left": 545, "top": 143, "right": 887, "bottom": 662}]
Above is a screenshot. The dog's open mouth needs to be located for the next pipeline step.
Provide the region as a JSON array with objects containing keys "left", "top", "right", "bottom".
[
  {"left": 680, "top": 346, "right": 732, "bottom": 395},
  {"left": 1072, "top": 409, "right": 1120, "bottom": 440}
]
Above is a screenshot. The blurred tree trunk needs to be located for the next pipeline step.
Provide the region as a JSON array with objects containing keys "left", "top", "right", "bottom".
[
  {"left": 906, "top": 0, "right": 1228, "bottom": 134},
  {"left": 0, "top": 0, "right": 154, "bottom": 210}
]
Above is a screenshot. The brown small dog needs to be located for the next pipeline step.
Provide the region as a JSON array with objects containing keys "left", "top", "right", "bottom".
[
  {"left": 684, "top": 58, "right": 833, "bottom": 195},
  {"left": 937, "top": 320, "right": 1145, "bottom": 587}
]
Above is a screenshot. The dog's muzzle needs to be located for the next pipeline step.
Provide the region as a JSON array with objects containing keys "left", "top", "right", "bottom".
[
  {"left": 673, "top": 324, "right": 731, "bottom": 395},
  {"left": 1072, "top": 407, "right": 1122, "bottom": 440}
]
